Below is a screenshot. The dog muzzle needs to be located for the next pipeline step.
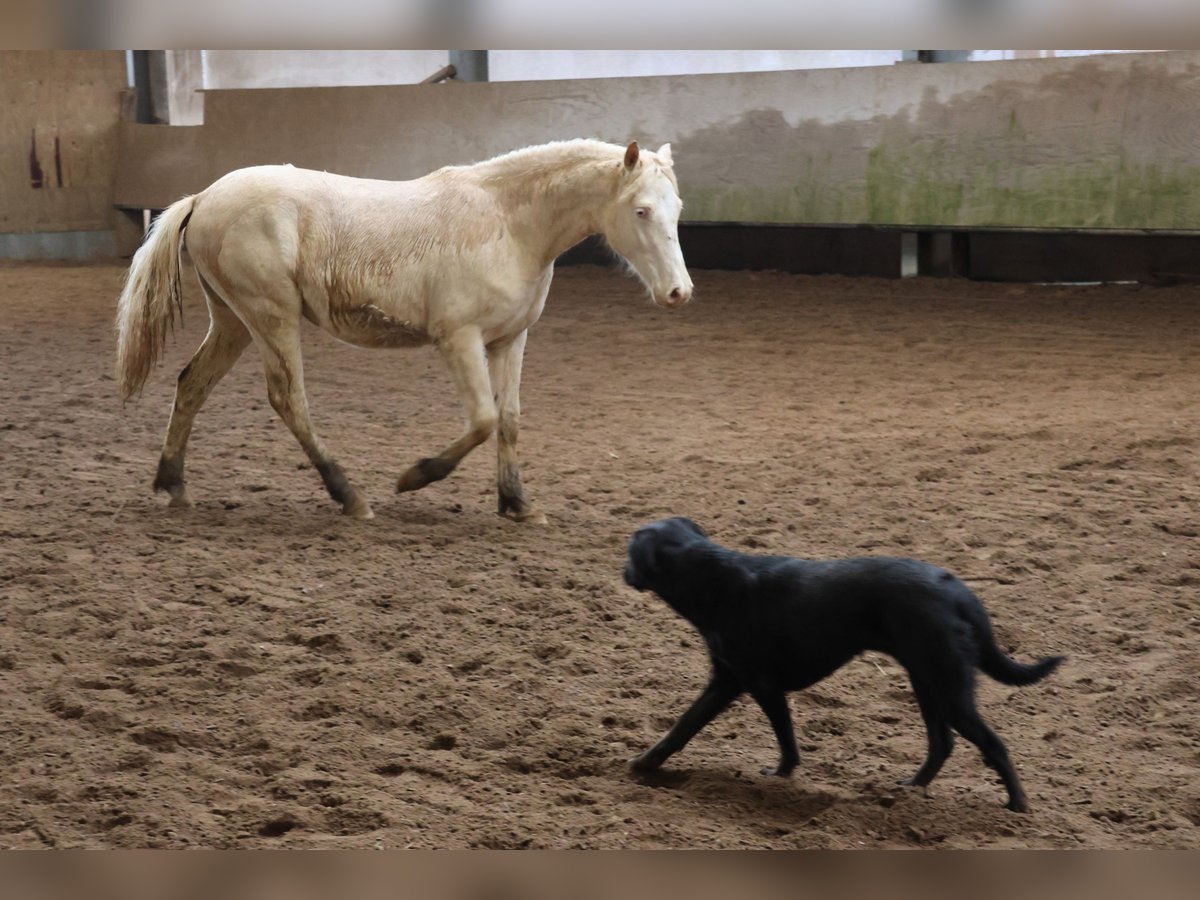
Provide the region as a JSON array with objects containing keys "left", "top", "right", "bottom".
[{"left": 623, "top": 563, "right": 645, "bottom": 590}]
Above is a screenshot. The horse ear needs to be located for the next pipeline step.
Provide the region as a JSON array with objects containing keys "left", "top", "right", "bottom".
[
  {"left": 657, "top": 143, "right": 673, "bottom": 166},
  {"left": 624, "top": 141, "right": 640, "bottom": 169}
]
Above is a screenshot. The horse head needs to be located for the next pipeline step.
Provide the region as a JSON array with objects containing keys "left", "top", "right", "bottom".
[{"left": 601, "top": 141, "right": 694, "bottom": 310}]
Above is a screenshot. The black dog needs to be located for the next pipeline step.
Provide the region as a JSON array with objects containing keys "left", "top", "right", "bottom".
[{"left": 622, "top": 517, "right": 1064, "bottom": 812}]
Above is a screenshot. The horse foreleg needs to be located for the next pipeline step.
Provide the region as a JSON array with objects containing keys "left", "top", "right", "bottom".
[
  {"left": 255, "top": 321, "right": 374, "bottom": 520},
  {"left": 397, "top": 326, "right": 496, "bottom": 494},
  {"left": 488, "top": 330, "right": 545, "bottom": 523},
  {"left": 154, "top": 294, "right": 251, "bottom": 508}
]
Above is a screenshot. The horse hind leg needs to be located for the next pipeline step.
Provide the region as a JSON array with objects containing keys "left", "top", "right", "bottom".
[
  {"left": 251, "top": 312, "right": 374, "bottom": 520},
  {"left": 397, "top": 326, "right": 497, "bottom": 496},
  {"left": 154, "top": 281, "right": 251, "bottom": 508}
]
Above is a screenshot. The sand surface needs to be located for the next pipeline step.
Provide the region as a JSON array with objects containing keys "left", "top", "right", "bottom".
[{"left": 1, "top": 262, "right": 1197, "bottom": 848}]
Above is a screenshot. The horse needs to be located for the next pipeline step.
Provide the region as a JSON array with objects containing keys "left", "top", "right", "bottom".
[{"left": 115, "top": 139, "right": 693, "bottom": 521}]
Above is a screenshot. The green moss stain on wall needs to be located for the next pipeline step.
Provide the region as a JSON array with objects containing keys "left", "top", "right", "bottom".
[
  {"left": 684, "top": 149, "right": 1200, "bottom": 229},
  {"left": 866, "top": 141, "right": 966, "bottom": 225}
]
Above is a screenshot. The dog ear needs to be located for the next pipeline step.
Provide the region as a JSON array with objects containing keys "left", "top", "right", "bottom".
[{"left": 626, "top": 530, "right": 656, "bottom": 578}]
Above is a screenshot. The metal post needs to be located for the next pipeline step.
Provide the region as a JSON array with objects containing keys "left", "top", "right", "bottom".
[
  {"left": 449, "top": 51, "right": 489, "bottom": 82},
  {"left": 130, "top": 50, "right": 154, "bottom": 124}
]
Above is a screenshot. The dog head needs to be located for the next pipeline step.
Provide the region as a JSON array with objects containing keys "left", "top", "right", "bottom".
[{"left": 623, "top": 516, "right": 709, "bottom": 592}]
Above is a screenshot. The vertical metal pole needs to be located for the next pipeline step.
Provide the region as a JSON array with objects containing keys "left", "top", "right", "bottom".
[
  {"left": 131, "top": 50, "right": 154, "bottom": 124},
  {"left": 449, "top": 51, "right": 489, "bottom": 82},
  {"left": 900, "top": 233, "right": 920, "bottom": 278},
  {"left": 146, "top": 51, "right": 170, "bottom": 124}
]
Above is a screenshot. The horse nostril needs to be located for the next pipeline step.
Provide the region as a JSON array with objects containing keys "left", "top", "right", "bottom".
[{"left": 669, "top": 288, "right": 682, "bottom": 301}]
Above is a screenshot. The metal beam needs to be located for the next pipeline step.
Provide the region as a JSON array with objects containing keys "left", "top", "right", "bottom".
[{"left": 421, "top": 64, "right": 457, "bottom": 85}]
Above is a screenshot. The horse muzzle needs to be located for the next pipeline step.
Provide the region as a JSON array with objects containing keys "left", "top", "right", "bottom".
[{"left": 655, "top": 285, "right": 692, "bottom": 310}]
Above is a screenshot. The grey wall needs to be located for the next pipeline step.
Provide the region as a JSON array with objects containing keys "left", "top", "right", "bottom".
[{"left": 116, "top": 51, "right": 1200, "bottom": 232}]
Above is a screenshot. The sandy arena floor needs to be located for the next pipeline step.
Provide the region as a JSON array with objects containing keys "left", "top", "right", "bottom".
[{"left": 1, "top": 262, "right": 1197, "bottom": 848}]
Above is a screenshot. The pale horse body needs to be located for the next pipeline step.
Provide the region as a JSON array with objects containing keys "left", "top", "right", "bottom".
[{"left": 115, "top": 139, "right": 693, "bottom": 520}]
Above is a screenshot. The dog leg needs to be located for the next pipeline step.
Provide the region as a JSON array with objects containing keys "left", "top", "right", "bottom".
[
  {"left": 630, "top": 673, "right": 741, "bottom": 772},
  {"left": 900, "top": 678, "right": 955, "bottom": 789},
  {"left": 948, "top": 704, "right": 1029, "bottom": 812},
  {"left": 750, "top": 690, "right": 800, "bottom": 777}
]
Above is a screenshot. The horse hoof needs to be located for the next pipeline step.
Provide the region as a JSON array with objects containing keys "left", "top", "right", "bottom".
[
  {"left": 506, "top": 506, "right": 547, "bottom": 525},
  {"left": 499, "top": 494, "right": 547, "bottom": 523},
  {"left": 397, "top": 457, "right": 454, "bottom": 493},
  {"left": 342, "top": 497, "right": 375, "bottom": 520},
  {"left": 396, "top": 470, "right": 425, "bottom": 494},
  {"left": 167, "top": 492, "right": 193, "bottom": 509}
]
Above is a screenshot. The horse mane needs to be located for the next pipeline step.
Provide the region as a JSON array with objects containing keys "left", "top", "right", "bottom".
[
  {"left": 475, "top": 139, "right": 626, "bottom": 174},
  {"left": 468, "top": 139, "right": 677, "bottom": 198}
]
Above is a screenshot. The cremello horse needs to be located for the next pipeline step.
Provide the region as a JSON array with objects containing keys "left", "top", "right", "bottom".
[{"left": 115, "top": 139, "right": 692, "bottom": 520}]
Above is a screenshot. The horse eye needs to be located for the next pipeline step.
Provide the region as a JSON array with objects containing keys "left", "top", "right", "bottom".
[{"left": 636, "top": 207, "right": 650, "bottom": 219}]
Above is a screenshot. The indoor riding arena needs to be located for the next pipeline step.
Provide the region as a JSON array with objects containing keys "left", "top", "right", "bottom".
[{"left": 2, "top": 50, "right": 1198, "bottom": 850}]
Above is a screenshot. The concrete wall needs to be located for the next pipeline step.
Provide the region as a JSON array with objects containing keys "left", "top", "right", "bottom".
[
  {"left": 0, "top": 51, "right": 127, "bottom": 255},
  {"left": 116, "top": 51, "right": 1200, "bottom": 233},
  {"left": 3, "top": 50, "right": 1179, "bottom": 261}
]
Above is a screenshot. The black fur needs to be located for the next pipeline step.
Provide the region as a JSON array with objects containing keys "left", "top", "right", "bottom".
[{"left": 622, "top": 517, "right": 1065, "bottom": 812}]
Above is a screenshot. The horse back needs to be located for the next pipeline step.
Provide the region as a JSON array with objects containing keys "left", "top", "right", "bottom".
[
  {"left": 184, "top": 164, "right": 538, "bottom": 346},
  {"left": 190, "top": 164, "right": 506, "bottom": 270}
]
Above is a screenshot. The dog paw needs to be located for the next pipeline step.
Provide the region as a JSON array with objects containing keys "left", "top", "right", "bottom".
[
  {"left": 760, "top": 766, "right": 795, "bottom": 778},
  {"left": 629, "top": 753, "right": 662, "bottom": 773}
]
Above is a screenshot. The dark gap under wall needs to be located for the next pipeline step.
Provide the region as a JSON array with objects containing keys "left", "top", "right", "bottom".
[
  {"left": 967, "top": 232, "right": 1200, "bottom": 284},
  {"left": 680, "top": 226, "right": 902, "bottom": 277},
  {"left": 558, "top": 226, "right": 1200, "bottom": 284},
  {"left": 557, "top": 228, "right": 900, "bottom": 277}
]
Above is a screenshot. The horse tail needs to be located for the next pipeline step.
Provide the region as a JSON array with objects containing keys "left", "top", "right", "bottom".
[
  {"left": 959, "top": 591, "right": 1066, "bottom": 686},
  {"left": 114, "top": 195, "right": 196, "bottom": 400}
]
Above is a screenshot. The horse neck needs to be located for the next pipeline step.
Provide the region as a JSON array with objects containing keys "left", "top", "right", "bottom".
[{"left": 477, "top": 148, "right": 622, "bottom": 267}]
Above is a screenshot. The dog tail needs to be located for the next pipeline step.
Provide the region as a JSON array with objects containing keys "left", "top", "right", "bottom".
[
  {"left": 985, "top": 651, "right": 1066, "bottom": 687},
  {"left": 961, "top": 595, "right": 1065, "bottom": 686}
]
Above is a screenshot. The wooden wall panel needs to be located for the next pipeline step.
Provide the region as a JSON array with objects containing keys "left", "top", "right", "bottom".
[{"left": 0, "top": 51, "right": 127, "bottom": 233}]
